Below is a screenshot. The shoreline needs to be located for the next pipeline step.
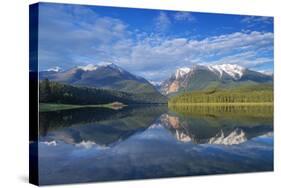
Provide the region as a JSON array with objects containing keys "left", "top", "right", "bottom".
[
  {"left": 168, "top": 102, "right": 273, "bottom": 106},
  {"left": 40, "top": 102, "right": 273, "bottom": 112},
  {"left": 39, "top": 102, "right": 127, "bottom": 112}
]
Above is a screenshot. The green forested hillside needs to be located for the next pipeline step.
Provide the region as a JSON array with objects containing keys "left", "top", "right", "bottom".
[
  {"left": 168, "top": 84, "right": 273, "bottom": 104},
  {"left": 39, "top": 79, "right": 167, "bottom": 105}
]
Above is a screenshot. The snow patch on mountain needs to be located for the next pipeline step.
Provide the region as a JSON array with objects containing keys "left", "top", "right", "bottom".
[
  {"left": 207, "top": 64, "right": 245, "bottom": 80},
  {"left": 148, "top": 124, "right": 164, "bottom": 129},
  {"left": 175, "top": 130, "right": 192, "bottom": 143},
  {"left": 172, "top": 64, "right": 245, "bottom": 80},
  {"left": 78, "top": 64, "right": 98, "bottom": 71},
  {"left": 77, "top": 63, "right": 126, "bottom": 73},
  {"left": 208, "top": 129, "right": 247, "bottom": 145},
  {"left": 42, "top": 140, "right": 57, "bottom": 146},
  {"left": 47, "top": 66, "right": 63, "bottom": 72},
  {"left": 75, "top": 140, "right": 109, "bottom": 149},
  {"left": 101, "top": 63, "right": 125, "bottom": 72},
  {"left": 149, "top": 80, "right": 162, "bottom": 86},
  {"left": 175, "top": 67, "right": 191, "bottom": 79}
]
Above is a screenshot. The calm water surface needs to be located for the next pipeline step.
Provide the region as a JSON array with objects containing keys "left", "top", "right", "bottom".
[{"left": 34, "top": 105, "right": 273, "bottom": 185}]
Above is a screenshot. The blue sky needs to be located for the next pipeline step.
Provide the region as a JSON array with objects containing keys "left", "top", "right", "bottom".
[{"left": 38, "top": 2, "right": 274, "bottom": 82}]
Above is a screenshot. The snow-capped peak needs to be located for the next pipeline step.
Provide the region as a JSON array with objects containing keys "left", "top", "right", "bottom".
[
  {"left": 171, "top": 63, "right": 246, "bottom": 81},
  {"left": 77, "top": 64, "right": 98, "bottom": 71},
  {"left": 175, "top": 130, "right": 192, "bottom": 143},
  {"left": 175, "top": 67, "right": 191, "bottom": 79},
  {"left": 47, "top": 66, "right": 63, "bottom": 72},
  {"left": 100, "top": 62, "right": 118, "bottom": 68},
  {"left": 102, "top": 63, "right": 125, "bottom": 73},
  {"left": 208, "top": 129, "right": 247, "bottom": 145},
  {"left": 207, "top": 64, "right": 245, "bottom": 80},
  {"left": 77, "top": 63, "right": 125, "bottom": 73}
]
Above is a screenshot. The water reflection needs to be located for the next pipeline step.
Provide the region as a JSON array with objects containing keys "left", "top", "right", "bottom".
[
  {"left": 39, "top": 105, "right": 167, "bottom": 146},
  {"left": 36, "top": 105, "right": 273, "bottom": 185}
]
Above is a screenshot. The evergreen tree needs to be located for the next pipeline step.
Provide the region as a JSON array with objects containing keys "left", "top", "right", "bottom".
[{"left": 40, "top": 79, "right": 51, "bottom": 102}]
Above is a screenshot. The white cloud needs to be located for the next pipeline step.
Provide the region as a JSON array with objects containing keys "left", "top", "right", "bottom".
[
  {"left": 174, "top": 12, "right": 195, "bottom": 22},
  {"left": 206, "top": 51, "right": 273, "bottom": 67},
  {"left": 154, "top": 11, "right": 195, "bottom": 32},
  {"left": 38, "top": 4, "right": 130, "bottom": 70},
  {"left": 154, "top": 12, "right": 171, "bottom": 32},
  {"left": 114, "top": 31, "right": 273, "bottom": 81},
  {"left": 241, "top": 16, "right": 273, "bottom": 28},
  {"left": 39, "top": 4, "right": 273, "bottom": 82}
]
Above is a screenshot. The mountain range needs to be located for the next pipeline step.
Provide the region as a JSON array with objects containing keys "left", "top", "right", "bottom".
[
  {"left": 160, "top": 64, "right": 273, "bottom": 95},
  {"left": 40, "top": 63, "right": 273, "bottom": 99},
  {"left": 39, "top": 63, "right": 167, "bottom": 104},
  {"left": 40, "top": 63, "right": 160, "bottom": 94},
  {"left": 159, "top": 113, "right": 273, "bottom": 145}
]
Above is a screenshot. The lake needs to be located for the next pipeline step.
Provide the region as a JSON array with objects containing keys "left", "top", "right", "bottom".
[{"left": 34, "top": 104, "right": 273, "bottom": 185}]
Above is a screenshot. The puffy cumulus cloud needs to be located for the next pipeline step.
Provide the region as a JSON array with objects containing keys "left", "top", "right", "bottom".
[{"left": 38, "top": 3, "right": 131, "bottom": 70}]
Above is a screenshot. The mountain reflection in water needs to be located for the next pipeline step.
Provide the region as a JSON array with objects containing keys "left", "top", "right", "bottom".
[{"left": 35, "top": 104, "right": 273, "bottom": 185}]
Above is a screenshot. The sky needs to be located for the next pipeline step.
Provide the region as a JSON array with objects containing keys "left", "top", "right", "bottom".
[{"left": 38, "top": 2, "right": 274, "bottom": 82}]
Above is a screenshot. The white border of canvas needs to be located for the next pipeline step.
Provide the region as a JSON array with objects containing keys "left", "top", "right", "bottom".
[{"left": 0, "top": 0, "right": 280, "bottom": 188}]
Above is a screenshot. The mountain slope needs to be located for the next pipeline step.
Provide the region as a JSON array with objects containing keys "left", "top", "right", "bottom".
[
  {"left": 168, "top": 84, "right": 273, "bottom": 105},
  {"left": 40, "top": 63, "right": 158, "bottom": 94},
  {"left": 39, "top": 80, "right": 167, "bottom": 105},
  {"left": 160, "top": 64, "right": 273, "bottom": 95}
]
